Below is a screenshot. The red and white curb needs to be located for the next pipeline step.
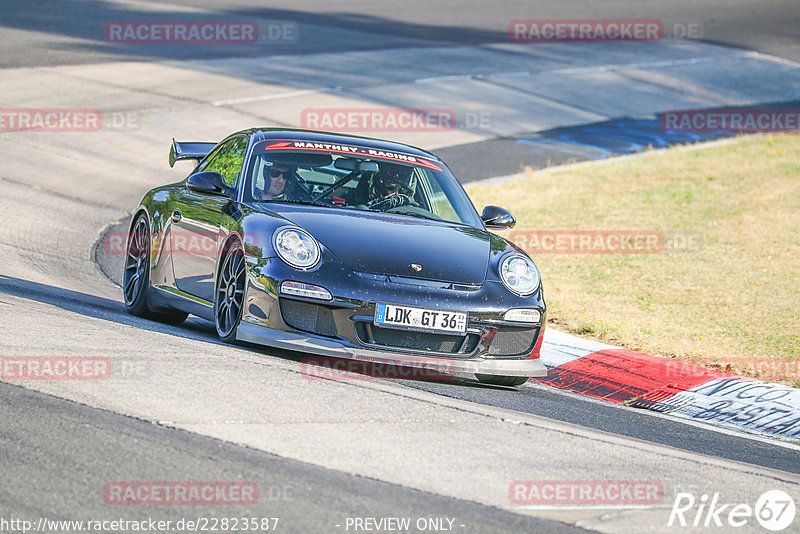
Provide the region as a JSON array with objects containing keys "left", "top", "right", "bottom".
[{"left": 536, "top": 328, "right": 800, "bottom": 443}]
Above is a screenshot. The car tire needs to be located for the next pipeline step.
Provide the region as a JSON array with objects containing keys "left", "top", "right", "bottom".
[
  {"left": 214, "top": 237, "right": 246, "bottom": 343},
  {"left": 475, "top": 374, "right": 529, "bottom": 387},
  {"left": 123, "top": 213, "right": 188, "bottom": 325}
]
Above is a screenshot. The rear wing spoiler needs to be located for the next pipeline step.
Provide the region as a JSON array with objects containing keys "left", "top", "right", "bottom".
[{"left": 169, "top": 139, "right": 217, "bottom": 167}]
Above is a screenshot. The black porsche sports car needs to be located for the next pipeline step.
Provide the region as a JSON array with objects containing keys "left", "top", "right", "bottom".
[{"left": 123, "top": 129, "right": 546, "bottom": 386}]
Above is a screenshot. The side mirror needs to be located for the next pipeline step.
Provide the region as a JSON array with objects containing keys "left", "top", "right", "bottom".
[
  {"left": 481, "top": 205, "right": 516, "bottom": 229},
  {"left": 187, "top": 171, "right": 232, "bottom": 197}
]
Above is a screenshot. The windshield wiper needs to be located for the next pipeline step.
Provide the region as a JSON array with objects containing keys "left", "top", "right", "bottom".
[
  {"left": 370, "top": 207, "right": 444, "bottom": 221},
  {"left": 260, "top": 199, "right": 333, "bottom": 208}
]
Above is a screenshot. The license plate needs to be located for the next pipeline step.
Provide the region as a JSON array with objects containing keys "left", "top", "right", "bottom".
[{"left": 374, "top": 303, "right": 467, "bottom": 334}]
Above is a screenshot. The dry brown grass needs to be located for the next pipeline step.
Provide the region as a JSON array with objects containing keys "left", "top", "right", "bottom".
[{"left": 466, "top": 134, "right": 800, "bottom": 383}]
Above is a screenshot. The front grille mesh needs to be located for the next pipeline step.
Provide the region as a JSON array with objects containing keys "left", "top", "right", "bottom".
[
  {"left": 280, "top": 298, "right": 337, "bottom": 337},
  {"left": 355, "top": 323, "right": 479, "bottom": 354},
  {"left": 488, "top": 327, "right": 539, "bottom": 356}
]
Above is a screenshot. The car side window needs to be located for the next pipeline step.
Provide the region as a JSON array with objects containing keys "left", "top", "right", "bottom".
[
  {"left": 199, "top": 136, "right": 248, "bottom": 187},
  {"left": 417, "top": 169, "right": 459, "bottom": 222}
]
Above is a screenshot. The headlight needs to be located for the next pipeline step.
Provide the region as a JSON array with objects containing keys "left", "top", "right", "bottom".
[
  {"left": 499, "top": 254, "right": 540, "bottom": 296},
  {"left": 273, "top": 227, "right": 320, "bottom": 269}
]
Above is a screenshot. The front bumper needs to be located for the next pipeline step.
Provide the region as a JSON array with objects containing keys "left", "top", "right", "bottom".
[
  {"left": 236, "top": 321, "right": 547, "bottom": 378},
  {"left": 239, "top": 256, "right": 547, "bottom": 378}
]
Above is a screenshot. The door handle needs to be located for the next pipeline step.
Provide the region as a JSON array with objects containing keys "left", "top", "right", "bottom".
[{"left": 172, "top": 210, "right": 182, "bottom": 223}]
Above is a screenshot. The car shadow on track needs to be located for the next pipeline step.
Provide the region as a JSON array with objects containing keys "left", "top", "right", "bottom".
[
  {"left": 0, "top": 274, "right": 501, "bottom": 387},
  {"left": 291, "top": 354, "right": 522, "bottom": 388},
  {"left": 0, "top": 274, "right": 224, "bottom": 345}
]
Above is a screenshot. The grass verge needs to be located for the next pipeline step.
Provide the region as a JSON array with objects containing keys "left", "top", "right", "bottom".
[{"left": 466, "top": 134, "right": 800, "bottom": 384}]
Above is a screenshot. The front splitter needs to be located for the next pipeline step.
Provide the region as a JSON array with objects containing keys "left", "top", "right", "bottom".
[{"left": 236, "top": 320, "right": 547, "bottom": 379}]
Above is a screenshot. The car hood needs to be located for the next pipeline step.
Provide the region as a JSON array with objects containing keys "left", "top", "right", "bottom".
[{"left": 270, "top": 206, "right": 490, "bottom": 284}]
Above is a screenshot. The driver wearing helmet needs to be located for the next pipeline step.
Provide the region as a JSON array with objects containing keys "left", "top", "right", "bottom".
[
  {"left": 365, "top": 163, "right": 418, "bottom": 211},
  {"left": 256, "top": 162, "right": 296, "bottom": 201}
]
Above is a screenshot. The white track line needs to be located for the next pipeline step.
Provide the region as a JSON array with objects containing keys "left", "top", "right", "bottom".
[{"left": 212, "top": 89, "right": 323, "bottom": 107}]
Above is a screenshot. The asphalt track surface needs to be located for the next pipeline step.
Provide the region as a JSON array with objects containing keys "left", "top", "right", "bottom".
[
  {"left": 2, "top": 2, "right": 800, "bottom": 533},
  {"left": 0, "top": 382, "right": 580, "bottom": 534},
  {"left": 3, "top": 0, "right": 799, "bottom": 67}
]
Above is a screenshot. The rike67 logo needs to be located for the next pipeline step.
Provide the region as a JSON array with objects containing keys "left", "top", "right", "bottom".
[{"left": 669, "top": 490, "right": 795, "bottom": 531}]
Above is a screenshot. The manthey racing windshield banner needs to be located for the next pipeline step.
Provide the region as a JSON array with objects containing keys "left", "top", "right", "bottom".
[{"left": 258, "top": 140, "right": 444, "bottom": 172}]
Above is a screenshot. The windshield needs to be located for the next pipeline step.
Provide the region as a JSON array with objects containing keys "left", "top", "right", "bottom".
[{"left": 243, "top": 140, "right": 482, "bottom": 227}]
